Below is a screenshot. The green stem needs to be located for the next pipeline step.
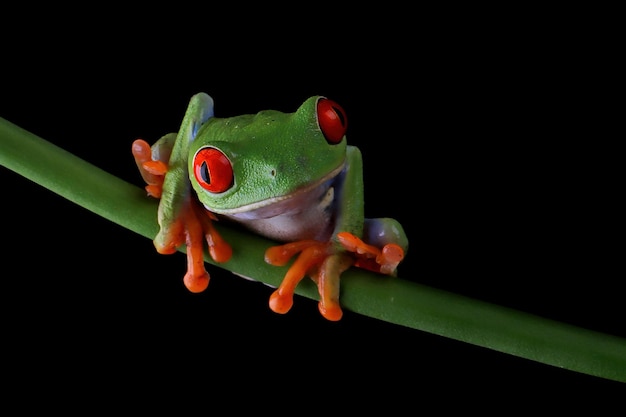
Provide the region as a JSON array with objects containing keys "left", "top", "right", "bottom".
[{"left": 1, "top": 116, "right": 625, "bottom": 383}]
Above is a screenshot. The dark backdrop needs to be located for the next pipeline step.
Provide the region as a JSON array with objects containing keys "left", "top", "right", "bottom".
[{"left": 2, "top": 13, "right": 623, "bottom": 401}]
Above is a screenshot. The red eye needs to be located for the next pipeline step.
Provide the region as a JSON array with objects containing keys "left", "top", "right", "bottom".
[
  {"left": 317, "top": 97, "right": 348, "bottom": 144},
  {"left": 193, "top": 147, "right": 233, "bottom": 193}
]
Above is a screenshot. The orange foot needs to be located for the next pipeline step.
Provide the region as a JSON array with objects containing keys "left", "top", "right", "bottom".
[
  {"left": 132, "top": 139, "right": 168, "bottom": 198},
  {"left": 336, "top": 232, "right": 405, "bottom": 275},
  {"left": 132, "top": 138, "right": 232, "bottom": 293},
  {"left": 265, "top": 240, "right": 353, "bottom": 321},
  {"left": 157, "top": 198, "right": 232, "bottom": 293}
]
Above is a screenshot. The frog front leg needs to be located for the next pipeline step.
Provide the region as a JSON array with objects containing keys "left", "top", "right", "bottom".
[
  {"left": 132, "top": 93, "right": 232, "bottom": 292},
  {"left": 265, "top": 239, "right": 354, "bottom": 321},
  {"left": 265, "top": 145, "right": 408, "bottom": 321}
]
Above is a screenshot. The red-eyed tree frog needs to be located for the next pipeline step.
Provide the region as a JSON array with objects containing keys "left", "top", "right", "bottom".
[{"left": 132, "top": 92, "right": 408, "bottom": 321}]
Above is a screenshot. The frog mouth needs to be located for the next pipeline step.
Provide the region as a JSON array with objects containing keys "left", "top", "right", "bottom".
[{"left": 208, "top": 161, "right": 346, "bottom": 218}]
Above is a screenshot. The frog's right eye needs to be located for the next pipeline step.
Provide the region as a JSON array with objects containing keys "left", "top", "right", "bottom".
[{"left": 193, "top": 147, "right": 234, "bottom": 193}]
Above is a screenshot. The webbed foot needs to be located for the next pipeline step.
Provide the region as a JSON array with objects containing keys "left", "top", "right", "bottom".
[
  {"left": 155, "top": 189, "right": 232, "bottom": 293},
  {"left": 336, "top": 232, "right": 405, "bottom": 275},
  {"left": 265, "top": 240, "right": 353, "bottom": 321},
  {"left": 132, "top": 138, "right": 232, "bottom": 293}
]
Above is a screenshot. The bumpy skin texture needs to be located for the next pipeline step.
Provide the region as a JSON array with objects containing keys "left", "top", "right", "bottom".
[{"left": 132, "top": 92, "right": 408, "bottom": 321}]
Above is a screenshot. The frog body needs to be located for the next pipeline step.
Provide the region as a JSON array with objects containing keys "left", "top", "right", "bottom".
[{"left": 132, "top": 92, "right": 408, "bottom": 321}]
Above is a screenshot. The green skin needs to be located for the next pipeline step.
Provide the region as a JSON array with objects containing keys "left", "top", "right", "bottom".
[
  {"left": 148, "top": 92, "right": 408, "bottom": 318},
  {"left": 154, "top": 93, "right": 407, "bottom": 252}
]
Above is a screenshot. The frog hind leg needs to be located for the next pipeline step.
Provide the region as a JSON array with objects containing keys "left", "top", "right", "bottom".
[{"left": 337, "top": 217, "right": 408, "bottom": 276}]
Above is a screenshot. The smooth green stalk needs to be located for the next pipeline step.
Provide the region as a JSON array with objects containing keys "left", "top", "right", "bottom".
[{"left": 1, "top": 116, "right": 625, "bottom": 383}]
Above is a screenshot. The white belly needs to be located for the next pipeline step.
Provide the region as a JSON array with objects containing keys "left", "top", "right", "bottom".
[{"left": 219, "top": 182, "right": 336, "bottom": 242}]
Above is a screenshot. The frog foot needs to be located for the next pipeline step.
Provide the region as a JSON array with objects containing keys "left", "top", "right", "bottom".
[
  {"left": 132, "top": 139, "right": 168, "bottom": 198},
  {"left": 265, "top": 240, "right": 354, "bottom": 321},
  {"left": 154, "top": 197, "right": 232, "bottom": 293},
  {"left": 336, "top": 232, "right": 405, "bottom": 276}
]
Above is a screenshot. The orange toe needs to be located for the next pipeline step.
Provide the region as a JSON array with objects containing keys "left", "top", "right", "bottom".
[
  {"left": 318, "top": 302, "right": 343, "bottom": 321},
  {"left": 195, "top": 205, "right": 232, "bottom": 264},
  {"left": 145, "top": 184, "right": 163, "bottom": 198},
  {"left": 269, "top": 290, "right": 294, "bottom": 314},
  {"left": 184, "top": 271, "right": 210, "bottom": 293},
  {"left": 131, "top": 139, "right": 151, "bottom": 162},
  {"left": 337, "top": 232, "right": 380, "bottom": 258},
  {"left": 143, "top": 160, "right": 168, "bottom": 176},
  {"left": 265, "top": 240, "right": 320, "bottom": 266},
  {"left": 132, "top": 139, "right": 167, "bottom": 193}
]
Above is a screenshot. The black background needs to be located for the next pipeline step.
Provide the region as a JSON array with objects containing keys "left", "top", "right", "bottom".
[{"left": 2, "top": 8, "right": 624, "bottom": 403}]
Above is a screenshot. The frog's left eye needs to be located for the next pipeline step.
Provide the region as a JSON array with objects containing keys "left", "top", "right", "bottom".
[
  {"left": 317, "top": 98, "right": 348, "bottom": 144},
  {"left": 193, "top": 147, "right": 234, "bottom": 194}
]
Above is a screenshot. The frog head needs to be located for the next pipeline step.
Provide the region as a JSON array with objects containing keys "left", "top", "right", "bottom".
[{"left": 188, "top": 96, "right": 348, "bottom": 215}]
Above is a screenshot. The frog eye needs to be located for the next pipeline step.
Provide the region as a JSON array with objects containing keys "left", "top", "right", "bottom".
[
  {"left": 317, "top": 97, "right": 348, "bottom": 144},
  {"left": 193, "top": 147, "right": 234, "bottom": 193}
]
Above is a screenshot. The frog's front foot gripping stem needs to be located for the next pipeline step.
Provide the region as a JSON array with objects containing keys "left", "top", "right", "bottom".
[
  {"left": 265, "top": 241, "right": 354, "bottom": 321},
  {"left": 264, "top": 233, "right": 405, "bottom": 321},
  {"left": 154, "top": 198, "right": 232, "bottom": 293},
  {"left": 132, "top": 139, "right": 232, "bottom": 293}
]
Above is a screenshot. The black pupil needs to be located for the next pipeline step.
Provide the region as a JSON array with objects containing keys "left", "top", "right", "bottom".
[
  {"left": 200, "top": 161, "right": 210, "bottom": 184},
  {"left": 332, "top": 105, "right": 346, "bottom": 127}
]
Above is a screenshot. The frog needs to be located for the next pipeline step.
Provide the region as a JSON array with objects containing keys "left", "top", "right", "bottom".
[{"left": 131, "top": 92, "right": 408, "bottom": 321}]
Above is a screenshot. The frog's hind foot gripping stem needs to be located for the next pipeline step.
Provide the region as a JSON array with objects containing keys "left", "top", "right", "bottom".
[{"left": 336, "top": 232, "right": 405, "bottom": 276}]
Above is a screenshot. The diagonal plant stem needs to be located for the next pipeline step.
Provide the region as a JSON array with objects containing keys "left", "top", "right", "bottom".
[{"left": 1, "top": 116, "right": 625, "bottom": 383}]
